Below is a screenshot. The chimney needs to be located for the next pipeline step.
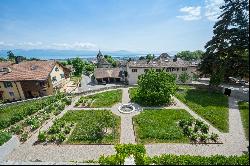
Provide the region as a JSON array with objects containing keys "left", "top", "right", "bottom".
[{"left": 15, "top": 56, "right": 23, "bottom": 64}]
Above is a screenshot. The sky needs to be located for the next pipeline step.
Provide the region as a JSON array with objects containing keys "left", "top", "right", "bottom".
[{"left": 0, "top": 0, "right": 224, "bottom": 53}]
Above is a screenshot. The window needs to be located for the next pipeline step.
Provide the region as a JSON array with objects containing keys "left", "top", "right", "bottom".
[
  {"left": 55, "top": 67, "right": 59, "bottom": 72},
  {"left": 144, "top": 69, "right": 149, "bottom": 72},
  {"left": 3, "top": 82, "right": 13, "bottom": 88},
  {"left": 52, "top": 76, "right": 57, "bottom": 82},
  {"left": 177, "top": 68, "right": 179, "bottom": 71},
  {"left": 9, "top": 92, "right": 15, "bottom": 97},
  {"left": 132, "top": 69, "right": 137, "bottom": 72},
  {"left": 182, "top": 67, "right": 187, "bottom": 71},
  {"left": 60, "top": 74, "right": 65, "bottom": 79}
]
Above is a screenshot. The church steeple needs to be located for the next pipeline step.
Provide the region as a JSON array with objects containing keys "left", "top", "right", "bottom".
[{"left": 97, "top": 50, "right": 103, "bottom": 60}]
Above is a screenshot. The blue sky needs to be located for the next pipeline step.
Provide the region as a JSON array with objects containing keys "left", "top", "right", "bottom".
[{"left": 0, "top": 0, "right": 224, "bottom": 52}]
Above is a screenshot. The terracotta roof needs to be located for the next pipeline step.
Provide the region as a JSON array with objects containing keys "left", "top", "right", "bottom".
[
  {"left": 127, "top": 59, "right": 192, "bottom": 68},
  {"left": 0, "top": 61, "right": 13, "bottom": 68},
  {"left": 94, "top": 68, "right": 121, "bottom": 79},
  {"left": 0, "top": 61, "right": 57, "bottom": 81}
]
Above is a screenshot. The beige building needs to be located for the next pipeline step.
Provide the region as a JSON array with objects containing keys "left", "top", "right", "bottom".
[
  {"left": 126, "top": 54, "right": 198, "bottom": 85},
  {"left": 0, "top": 60, "right": 71, "bottom": 102}
]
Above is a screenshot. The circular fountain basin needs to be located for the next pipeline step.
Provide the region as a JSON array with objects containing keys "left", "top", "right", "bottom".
[{"left": 118, "top": 104, "right": 135, "bottom": 114}]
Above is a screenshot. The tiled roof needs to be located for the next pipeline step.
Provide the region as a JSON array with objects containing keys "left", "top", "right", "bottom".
[
  {"left": 127, "top": 58, "right": 192, "bottom": 68},
  {"left": 94, "top": 68, "right": 121, "bottom": 79},
  {"left": 0, "top": 61, "right": 57, "bottom": 81},
  {"left": 0, "top": 61, "right": 13, "bottom": 68}
]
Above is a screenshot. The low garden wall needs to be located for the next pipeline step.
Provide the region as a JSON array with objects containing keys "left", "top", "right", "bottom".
[{"left": 0, "top": 95, "right": 53, "bottom": 109}]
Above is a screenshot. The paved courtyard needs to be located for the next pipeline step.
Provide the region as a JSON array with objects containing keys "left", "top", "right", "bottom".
[{"left": 1, "top": 87, "right": 249, "bottom": 164}]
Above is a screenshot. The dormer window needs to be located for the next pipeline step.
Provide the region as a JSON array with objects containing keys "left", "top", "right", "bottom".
[{"left": 55, "top": 67, "right": 59, "bottom": 71}]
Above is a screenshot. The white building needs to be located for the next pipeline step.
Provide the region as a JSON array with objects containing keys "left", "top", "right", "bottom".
[{"left": 126, "top": 54, "right": 198, "bottom": 85}]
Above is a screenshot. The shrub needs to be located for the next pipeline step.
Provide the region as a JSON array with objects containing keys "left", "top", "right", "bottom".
[
  {"left": 200, "top": 124, "right": 209, "bottom": 134},
  {"left": 38, "top": 131, "right": 47, "bottom": 142},
  {"left": 178, "top": 72, "right": 190, "bottom": 83},
  {"left": 48, "top": 134, "right": 57, "bottom": 142},
  {"left": 20, "top": 132, "right": 28, "bottom": 142},
  {"left": 57, "top": 132, "right": 66, "bottom": 142},
  {"left": 136, "top": 69, "right": 177, "bottom": 106},
  {"left": 199, "top": 134, "right": 209, "bottom": 142},
  {"left": 0, "top": 130, "right": 11, "bottom": 146},
  {"left": 210, "top": 133, "right": 219, "bottom": 142},
  {"left": 9, "top": 125, "right": 23, "bottom": 135}
]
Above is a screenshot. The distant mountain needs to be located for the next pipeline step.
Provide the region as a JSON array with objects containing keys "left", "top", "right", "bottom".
[{"left": 0, "top": 49, "right": 178, "bottom": 60}]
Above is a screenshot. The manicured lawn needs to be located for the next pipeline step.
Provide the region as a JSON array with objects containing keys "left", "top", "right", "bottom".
[
  {"left": 54, "top": 110, "right": 120, "bottom": 144},
  {"left": 133, "top": 109, "right": 193, "bottom": 143},
  {"left": 175, "top": 87, "right": 229, "bottom": 132},
  {"left": 76, "top": 90, "right": 122, "bottom": 108},
  {"left": 129, "top": 87, "right": 137, "bottom": 103},
  {"left": 238, "top": 101, "right": 249, "bottom": 140}
]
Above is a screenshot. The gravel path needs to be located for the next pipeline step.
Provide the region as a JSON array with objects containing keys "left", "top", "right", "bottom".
[{"left": 3, "top": 88, "right": 249, "bottom": 163}]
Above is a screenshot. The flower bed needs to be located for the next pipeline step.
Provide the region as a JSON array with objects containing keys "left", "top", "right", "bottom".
[{"left": 37, "top": 110, "right": 120, "bottom": 144}]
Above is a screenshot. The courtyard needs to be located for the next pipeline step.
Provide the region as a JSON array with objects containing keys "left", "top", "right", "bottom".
[{"left": 0, "top": 85, "right": 248, "bottom": 164}]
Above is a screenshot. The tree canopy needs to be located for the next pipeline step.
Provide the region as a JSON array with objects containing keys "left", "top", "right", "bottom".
[
  {"left": 176, "top": 50, "right": 204, "bottom": 61},
  {"left": 104, "top": 55, "right": 118, "bottom": 67},
  {"left": 199, "top": 0, "right": 249, "bottom": 84},
  {"left": 135, "top": 69, "right": 177, "bottom": 106}
]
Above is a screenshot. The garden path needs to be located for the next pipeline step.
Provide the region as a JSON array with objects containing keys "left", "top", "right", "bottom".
[{"left": 3, "top": 88, "right": 249, "bottom": 163}]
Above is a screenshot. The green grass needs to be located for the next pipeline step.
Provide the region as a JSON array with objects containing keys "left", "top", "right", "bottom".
[
  {"left": 133, "top": 109, "right": 194, "bottom": 144},
  {"left": 129, "top": 88, "right": 137, "bottom": 103},
  {"left": 238, "top": 101, "right": 249, "bottom": 140},
  {"left": 57, "top": 110, "right": 120, "bottom": 144},
  {"left": 78, "top": 90, "right": 122, "bottom": 108},
  {"left": 175, "top": 87, "right": 229, "bottom": 132},
  {"left": 0, "top": 130, "right": 11, "bottom": 146}
]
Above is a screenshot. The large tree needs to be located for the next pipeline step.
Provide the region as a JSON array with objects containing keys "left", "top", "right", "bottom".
[
  {"left": 136, "top": 69, "right": 177, "bottom": 106},
  {"left": 176, "top": 50, "right": 204, "bottom": 61},
  {"left": 199, "top": 0, "right": 249, "bottom": 84},
  {"left": 71, "top": 57, "right": 84, "bottom": 76}
]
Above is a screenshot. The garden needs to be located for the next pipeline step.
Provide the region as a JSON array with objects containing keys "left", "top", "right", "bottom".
[
  {"left": 0, "top": 92, "right": 72, "bottom": 145},
  {"left": 238, "top": 101, "right": 249, "bottom": 140},
  {"left": 38, "top": 110, "right": 120, "bottom": 144},
  {"left": 75, "top": 90, "right": 122, "bottom": 108},
  {"left": 133, "top": 109, "right": 193, "bottom": 143},
  {"left": 175, "top": 86, "right": 229, "bottom": 132}
]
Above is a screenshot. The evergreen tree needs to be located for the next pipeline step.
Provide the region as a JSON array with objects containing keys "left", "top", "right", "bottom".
[{"left": 199, "top": 0, "right": 249, "bottom": 84}]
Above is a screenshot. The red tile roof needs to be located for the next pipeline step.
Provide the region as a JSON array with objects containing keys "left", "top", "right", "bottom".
[{"left": 0, "top": 61, "right": 57, "bottom": 81}]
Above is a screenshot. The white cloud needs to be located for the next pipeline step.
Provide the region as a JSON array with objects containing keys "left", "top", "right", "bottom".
[
  {"left": 205, "top": 0, "right": 224, "bottom": 21},
  {"left": 177, "top": 6, "right": 202, "bottom": 21},
  {"left": 0, "top": 41, "right": 97, "bottom": 50}
]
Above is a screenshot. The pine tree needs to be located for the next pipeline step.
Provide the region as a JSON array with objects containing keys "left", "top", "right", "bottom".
[{"left": 199, "top": 0, "right": 249, "bottom": 84}]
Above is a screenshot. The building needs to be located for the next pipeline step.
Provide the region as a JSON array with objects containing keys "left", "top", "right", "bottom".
[
  {"left": 96, "top": 50, "right": 112, "bottom": 68},
  {"left": 94, "top": 68, "right": 124, "bottom": 83},
  {"left": 126, "top": 55, "right": 198, "bottom": 85},
  {"left": 0, "top": 59, "right": 71, "bottom": 102}
]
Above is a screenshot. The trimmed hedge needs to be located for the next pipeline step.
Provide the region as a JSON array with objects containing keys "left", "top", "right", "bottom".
[
  {"left": 98, "top": 144, "right": 249, "bottom": 165},
  {"left": 149, "top": 154, "right": 249, "bottom": 165}
]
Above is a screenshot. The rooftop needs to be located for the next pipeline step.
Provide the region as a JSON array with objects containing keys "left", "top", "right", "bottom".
[{"left": 0, "top": 60, "right": 57, "bottom": 82}]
